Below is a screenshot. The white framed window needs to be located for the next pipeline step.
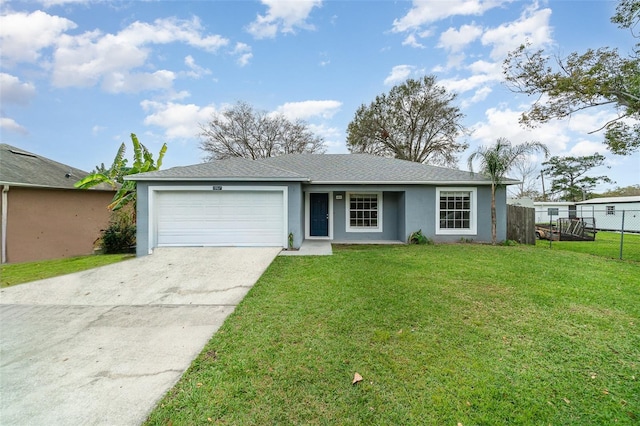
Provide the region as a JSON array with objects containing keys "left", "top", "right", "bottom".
[
  {"left": 606, "top": 205, "right": 615, "bottom": 215},
  {"left": 346, "top": 192, "right": 382, "bottom": 232},
  {"left": 436, "top": 187, "right": 477, "bottom": 235}
]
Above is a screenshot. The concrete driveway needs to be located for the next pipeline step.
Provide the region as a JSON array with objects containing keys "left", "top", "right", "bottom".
[{"left": 0, "top": 247, "right": 280, "bottom": 426}]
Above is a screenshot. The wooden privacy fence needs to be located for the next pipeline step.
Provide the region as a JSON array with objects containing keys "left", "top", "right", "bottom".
[{"left": 507, "top": 205, "right": 536, "bottom": 245}]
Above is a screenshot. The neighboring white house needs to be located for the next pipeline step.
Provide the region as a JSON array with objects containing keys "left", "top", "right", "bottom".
[
  {"left": 576, "top": 196, "right": 640, "bottom": 233},
  {"left": 507, "top": 197, "right": 534, "bottom": 208},
  {"left": 533, "top": 201, "right": 576, "bottom": 223}
]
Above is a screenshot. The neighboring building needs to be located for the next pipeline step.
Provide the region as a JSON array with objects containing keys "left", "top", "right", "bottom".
[
  {"left": 0, "top": 144, "right": 115, "bottom": 263},
  {"left": 576, "top": 196, "right": 640, "bottom": 233},
  {"left": 128, "top": 154, "right": 518, "bottom": 256},
  {"left": 507, "top": 197, "right": 534, "bottom": 208},
  {"left": 533, "top": 201, "right": 576, "bottom": 223}
]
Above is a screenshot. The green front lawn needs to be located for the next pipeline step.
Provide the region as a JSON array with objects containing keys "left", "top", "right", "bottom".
[
  {"left": 146, "top": 244, "right": 639, "bottom": 425},
  {"left": 0, "top": 254, "right": 133, "bottom": 288},
  {"left": 536, "top": 231, "right": 640, "bottom": 262}
]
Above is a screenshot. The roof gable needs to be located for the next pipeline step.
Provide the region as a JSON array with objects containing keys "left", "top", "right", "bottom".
[{"left": 0, "top": 144, "right": 111, "bottom": 190}]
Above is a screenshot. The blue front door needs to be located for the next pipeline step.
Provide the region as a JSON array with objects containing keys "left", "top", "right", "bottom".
[{"left": 310, "top": 193, "right": 329, "bottom": 237}]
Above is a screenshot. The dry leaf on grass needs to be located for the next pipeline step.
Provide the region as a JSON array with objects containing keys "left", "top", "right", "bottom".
[{"left": 352, "top": 372, "right": 363, "bottom": 385}]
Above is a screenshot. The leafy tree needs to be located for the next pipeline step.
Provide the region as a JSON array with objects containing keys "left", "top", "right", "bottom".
[
  {"left": 75, "top": 133, "right": 167, "bottom": 212},
  {"left": 503, "top": 0, "right": 640, "bottom": 155},
  {"left": 542, "top": 154, "right": 614, "bottom": 202},
  {"left": 346, "top": 76, "right": 468, "bottom": 167},
  {"left": 594, "top": 184, "right": 640, "bottom": 197},
  {"left": 92, "top": 163, "right": 108, "bottom": 174},
  {"left": 611, "top": 0, "right": 640, "bottom": 43},
  {"left": 468, "top": 138, "right": 549, "bottom": 244},
  {"left": 199, "top": 101, "right": 325, "bottom": 161}
]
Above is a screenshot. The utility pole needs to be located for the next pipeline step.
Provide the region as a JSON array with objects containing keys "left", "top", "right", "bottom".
[{"left": 540, "top": 170, "right": 546, "bottom": 201}]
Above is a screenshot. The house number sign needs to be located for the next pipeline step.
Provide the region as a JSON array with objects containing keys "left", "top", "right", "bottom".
[{"left": 212, "top": 186, "right": 222, "bottom": 191}]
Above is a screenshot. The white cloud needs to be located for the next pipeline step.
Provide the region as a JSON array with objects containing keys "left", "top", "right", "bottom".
[
  {"left": 481, "top": 4, "right": 553, "bottom": 60},
  {"left": 403, "top": 28, "right": 436, "bottom": 48},
  {"left": 275, "top": 100, "right": 342, "bottom": 120},
  {"left": 568, "top": 140, "right": 607, "bottom": 157},
  {"left": 232, "top": 42, "right": 253, "bottom": 67},
  {"left": 0, "top": 117, "right": 28, "bottom": 135},
  {"left": 392, "top": 0, "right": 511, "bottom": 33},
  {"left": 307, "top": 123, "right": 345, "bottom": 152},
  {"left": 468, "top": 59, "right": 501, "bottom": 75},
  {"left": 184, "top": 55, "right": 212, "bottom": 78},
  {"left": 469, "top": 106, "right": 571, "bottom": 154},
  {"left": 50, "top": 17, "right": 229, "bottom": 91},
  {"left": 438, "top": 24, "right": 483, "bottom": 52},
  {"left": 402, "top": 34, "right": 425, "bottom": 48},
  {"left": 0, "top": 73, "right": 36, "bottom": 105},
  {"left": 429, "top": 3, "right": 552, "bottom": 99},
  {"left": 461, "top": 86, "right": 492, "bottom": 108},
  {"left": 92, "top": 125, "right": 106, "bottom": 136},
  {"left": 566, "top": 109, "right": 621, "bottom": 135},
  {"left": 39, "top": 0, "right": 90, "bottom": 6},
  {"left": 141, "top": 100, "right": 217, "bottom": 139},
  {"left": 439, "top": 72, "right": 497, "bottom": 93},
  {"left": 0, "top": 10, "right": 76, "bottom": 65},
  {"left": 102, "top": 70, "right": 176, "bottom": 94},
  {"left": 117, "top": 17, "right": 228, "bottom": 52},
  {"left": 247, "top": 0, "right": 322, "bottom": 39},
  {"left": 438, "top": 60, "right": 502, "bottom": 94},
  {"left": 384, "top": 65, "right": 420, "bottom": 86}
]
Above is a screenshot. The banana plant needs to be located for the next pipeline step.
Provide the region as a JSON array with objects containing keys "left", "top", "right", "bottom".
[{"left": 75, "top": 133, "right": 167, "bottom": 212}]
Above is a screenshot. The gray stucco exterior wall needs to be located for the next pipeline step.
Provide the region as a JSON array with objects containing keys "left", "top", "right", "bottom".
[
  {"left": 304, "top": 184, "right": 506, "bottom": 243},
  {"left": 135, "top": 182, "right": 150, "bottom": 257},
  {"left": 135, "top": 181, "right": 303, "bottom": 256},
  {"left": 404, "top": 185, "right": 507, "bottom": 242},
  {"left": 329, "top": 191, "right": 402, "bottom": 242},
  {"left": 134, "top": 180, "right": 508, "bottom": 256}
]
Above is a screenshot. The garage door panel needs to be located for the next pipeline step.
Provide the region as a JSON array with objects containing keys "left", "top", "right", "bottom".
[{"left": 155, "top": 190, "right": 285, "bottom": 247}]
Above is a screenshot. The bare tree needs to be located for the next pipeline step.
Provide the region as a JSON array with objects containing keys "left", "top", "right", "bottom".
[
  {"left": 200, "top": 101, "right": 326, "bottom": 161},
  {"left": 508, "top": 156, "right": 541, "bottom": 198}
]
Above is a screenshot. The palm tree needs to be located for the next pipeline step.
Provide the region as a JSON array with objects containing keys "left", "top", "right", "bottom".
[
  {"left": 468, "top": 138, "right": 549, "bottom": 244},
  {"left": 75, "top": 133, "right": 167, "bottom": 212}
]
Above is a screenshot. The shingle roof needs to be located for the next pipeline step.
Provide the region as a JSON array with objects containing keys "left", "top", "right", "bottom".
[
  {"left": 129, "top": 153, "right": 514, "bottom": 185},
  {"left": 0, "top": 143, "right": 112, "bottom": 191},
  {"left": 130, "top": 156, "right": 307, "bottom": 181},
  {"left": 259, "top": 154, "right": 503, "bottom": 184}
]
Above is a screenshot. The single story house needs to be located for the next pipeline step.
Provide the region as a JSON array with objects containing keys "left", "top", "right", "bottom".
[
  {"left": 533, "top": 201, "right": 576, "bottom": 223},
  {"left": 0, "top": 144, "right": 115, "bottom": 263},
  {"left": 576, "top": 196, "right": 640, "bottom": 233},
  {"left": 128, "top": 154, "right": 516, "bottom": 256}
]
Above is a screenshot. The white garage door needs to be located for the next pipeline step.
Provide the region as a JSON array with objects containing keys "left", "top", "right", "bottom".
[{"left": 155, "top": 189, "right": 285, "bottom": 247}]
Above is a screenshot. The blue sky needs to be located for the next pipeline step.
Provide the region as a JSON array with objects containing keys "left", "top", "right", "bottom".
[{"left": 1, "top": 0, "right": 638, "bottom": 194}]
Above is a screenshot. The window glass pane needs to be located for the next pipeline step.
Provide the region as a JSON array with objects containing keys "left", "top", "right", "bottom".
[
  {"left": 439, "top": 191, "right": 471, "bottom": 230},
  {"left": 349, "top": 193, "right": 379, "bottom": 228}
]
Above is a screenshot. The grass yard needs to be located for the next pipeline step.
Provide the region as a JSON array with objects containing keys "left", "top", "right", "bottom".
[
  {"left": 0, "top": 254, "right": 133, "bottom": 288},
  {"left": 536, "top": 231, "right": 640, "bottom": 262},
  {"left": 146, "top": 244, "right": 639, "bottom": 425}
]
